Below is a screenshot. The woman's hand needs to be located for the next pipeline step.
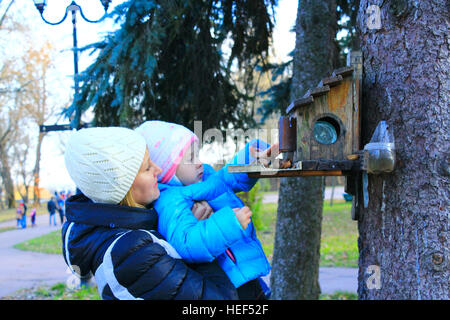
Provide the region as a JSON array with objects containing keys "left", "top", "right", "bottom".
[
  {"left": 232, "top": 206, "right": 253, "bottom": 230},
  {"left": 191, "top": 201, "right": 214, "bottom": 220}
]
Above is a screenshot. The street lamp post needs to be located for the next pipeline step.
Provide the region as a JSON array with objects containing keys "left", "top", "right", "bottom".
[
  {"left": 32, "top": 0, "right": 112, "bottom": 289},
  {"left": 33, "top": 0, "right": 112, "bottom": 131}
]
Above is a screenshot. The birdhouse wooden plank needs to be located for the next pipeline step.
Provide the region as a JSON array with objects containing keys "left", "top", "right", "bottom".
[{"left": 289, "top": 51, "right": 363, "bottom": 163}]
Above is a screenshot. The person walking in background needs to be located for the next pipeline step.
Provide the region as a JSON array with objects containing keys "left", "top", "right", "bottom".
[
  {"left": 20, "top": 202, "right": 27, "bottom": 229},
  {"left": 56, "top": 192, "right": 65, "bottom": 224},
  {"left": 47, "top": 197, "right": 57, "bottom": 226},
  {"left": 16, "top": 204, "right": 23, "bottom": 229},
  {"left": 30, "top": 206, "right": 37, "bottom": 227}
]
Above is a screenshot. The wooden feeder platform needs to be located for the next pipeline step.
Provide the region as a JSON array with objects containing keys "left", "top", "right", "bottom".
[{"left": 228, "top": 158, "right": 363, "bottom": 178}]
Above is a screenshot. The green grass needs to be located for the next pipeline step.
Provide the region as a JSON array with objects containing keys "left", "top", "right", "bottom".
[
  {"left": 2, "top": 283, "right": 101, "bottom": 300},
  {"left": 14, "top": 230, "right": 62, "bottom": 254},
  {"left": 319, "top": 291, "right": 358, "bottom": 300},
  {"left": 320, "top": 235, "right": 358, "bottom": 267},
  {"left": 258, "top": 200, "right": 358, "bottom": 267},
  {"left": 0, "top": 208, "right": 21, "bottom": 223},
  {"left": 45, "top": 283, "right": 101, "bottom": 300},
  {"left": 321, "top": 201, "right": 358, "bottom": 267},
  {"left": 255, "top": 202, "right": 277, "bottom": 262},
  {"left": 0, "top": 226, "right": 17, "bottom": 233}
]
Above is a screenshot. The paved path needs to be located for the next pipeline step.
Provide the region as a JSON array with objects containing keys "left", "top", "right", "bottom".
[
  {"left": 261, "top": 186, "right": 358, "bottom": 294},
  {"left": 262, "top": 186, "right": 347, "bottom": 203},
  {"left": 0, "top": 214, "right": 69, "bottom": 298},
  {"left": 261, "top": 267, "right": 357, "bottom": 295},
  {"left": 0, "top": 210, "right": 357, "bottom": 298}
]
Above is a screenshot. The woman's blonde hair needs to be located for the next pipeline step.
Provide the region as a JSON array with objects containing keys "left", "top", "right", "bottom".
[{"left": 119, "top": 189, "right": 145, "bottom": 209}]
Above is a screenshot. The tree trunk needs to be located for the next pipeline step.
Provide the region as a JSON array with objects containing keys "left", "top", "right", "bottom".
[
  {"left": 33, "top": 132, "right": 45, "bottom": 206},
  {"left": 357, "top": 0, "right": 449, "bottom": 299},
  {"left": 270, "top": 0, "right": 338, "bottom": 299},
  {"left": 18, "top": 186, "right": 29, "bottom": 205},
  {"left": 0, "top": 183, "right": 4, "bottom": 209},
  {"left": 0, "top": 143, "right": 15, "bottom": 208}
]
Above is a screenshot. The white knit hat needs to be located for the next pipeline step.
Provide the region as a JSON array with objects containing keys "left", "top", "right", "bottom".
[
  {"left": 135, "top": 121, "right": 198, "bottom": 185},
  {"left": 64, "top": 127, "right": 147, "bottom": 204}
]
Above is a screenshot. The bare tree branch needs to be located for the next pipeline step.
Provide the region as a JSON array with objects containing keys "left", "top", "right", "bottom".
[{"left": 0, "top": 0, "right": 15, "bottom": 29}]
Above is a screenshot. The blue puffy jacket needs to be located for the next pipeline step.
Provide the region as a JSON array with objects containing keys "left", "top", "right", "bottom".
[{"left": 154, "top": 139, "right": 271, "bottom": 288}]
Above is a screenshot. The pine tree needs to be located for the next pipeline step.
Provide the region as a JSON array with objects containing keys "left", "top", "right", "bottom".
[
  {"left": 69, "top": 0, "right": 277, "bottom": 131},
  {"left": 257, "top": 0, "right": 359, "bottom": 122}
]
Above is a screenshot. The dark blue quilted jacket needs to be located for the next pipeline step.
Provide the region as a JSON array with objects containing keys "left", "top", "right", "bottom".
[{"left": 61, "top": 194, "right": 238, "bottom": 300}]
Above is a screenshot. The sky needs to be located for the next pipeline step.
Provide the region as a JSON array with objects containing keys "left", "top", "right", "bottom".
[{"left": 5, "top": 0, "right": 298, "bottom": 193}]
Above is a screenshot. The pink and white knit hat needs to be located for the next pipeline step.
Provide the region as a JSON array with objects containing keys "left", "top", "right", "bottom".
[{"left": 135, "top": 121, "right": 199, "bottom": 185}]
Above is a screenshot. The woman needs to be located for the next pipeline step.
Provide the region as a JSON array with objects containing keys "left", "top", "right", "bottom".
[{"left": 62, "top": 127, "right": 238, "bottom": 300}]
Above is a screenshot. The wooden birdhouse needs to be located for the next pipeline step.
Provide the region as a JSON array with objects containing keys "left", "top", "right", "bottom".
[
  {"left": 285, "top": 51, "right": 362, "bottom": 163},
  {"left": 228, "top": 52, "right": 395, "bottom": 220},
  {"left": 228, "top": 51, "right": 396, "bottom": 220},
  {"left": 228, "top": 51, "right": 364, "bottom": 177}
]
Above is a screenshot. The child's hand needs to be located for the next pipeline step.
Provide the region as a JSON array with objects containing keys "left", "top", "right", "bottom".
[
  {"left": 232, "top": 206, "right": 252, "bottom": 230},
  {"left": 249, "top": 142, "right": 280, "bottom": 160},
  {"left": 191, "top": 201, "right": 214, "bottom": 220}
]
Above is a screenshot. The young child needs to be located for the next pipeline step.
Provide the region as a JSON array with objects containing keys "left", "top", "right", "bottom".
[
  {"left": 136, "top": 121, "right": 276, "bottom": 299},
  {"left": 62, "top": 126, "right": 239, "bottom": 300},
  {"left": 30, "top": 207, "right": 36, "bottom": 227},
  {"left": 16, "top": 205, "right": 23, "bottom": 229}
]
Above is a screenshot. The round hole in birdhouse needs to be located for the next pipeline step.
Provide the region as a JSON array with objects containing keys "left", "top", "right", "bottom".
[{"left": 313, "top": 116, "right": 341, "bottom": 145}]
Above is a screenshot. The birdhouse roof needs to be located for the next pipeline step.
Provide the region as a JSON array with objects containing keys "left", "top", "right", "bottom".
[{"left": 286, "top": 66, "right": 354, "bottom": 114}]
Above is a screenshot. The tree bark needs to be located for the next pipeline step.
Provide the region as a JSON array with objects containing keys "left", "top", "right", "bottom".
[
  {"left": 0, "top": 184, "right": 4, "bottom": 210},
  {"left": 33, "top": 132, "right": 45, "bottom": 206},
  {"left": 357, "top": 0, "right": 449, "bottom": 299},
  {"left": 0, "top": 143, "right": 15, "bottom": 208},
  {"left": 270, "top": 0, "right": 338, "bottom": 299}
]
